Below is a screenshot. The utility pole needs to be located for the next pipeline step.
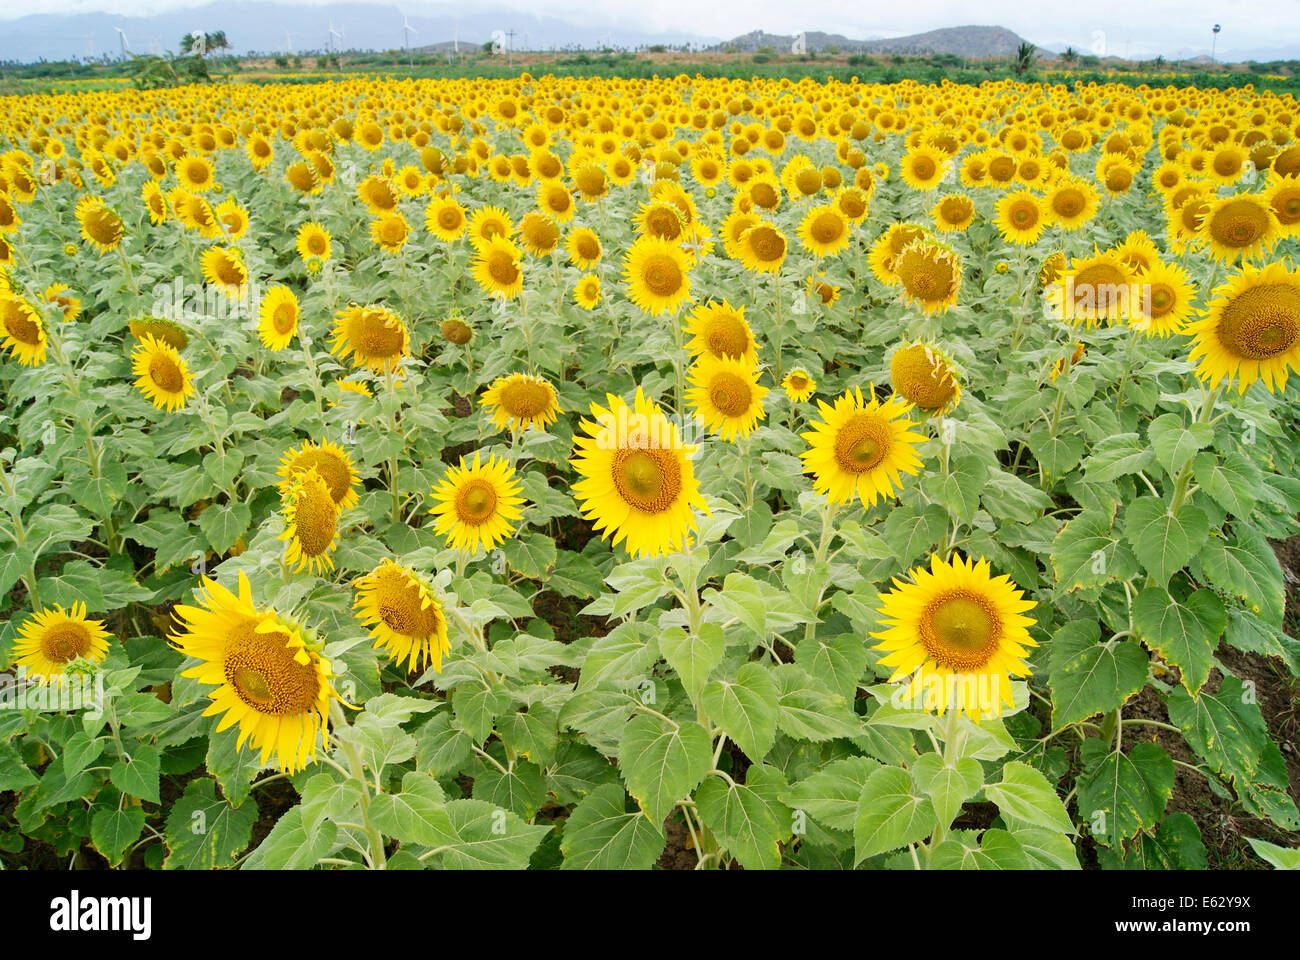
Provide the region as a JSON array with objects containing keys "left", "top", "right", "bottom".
[
  {"left": 1210, "top": 23, "right": 1221, "bottom": 64},
  {"left": 506, "top": 29, "right": 515, "bottom": 68}
]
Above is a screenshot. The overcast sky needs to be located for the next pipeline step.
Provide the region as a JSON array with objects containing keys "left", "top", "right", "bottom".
[{"left": 0, "top": 0, "right": 1291, "bottom": 58}]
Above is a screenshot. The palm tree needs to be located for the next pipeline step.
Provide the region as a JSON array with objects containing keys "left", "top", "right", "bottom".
[
  {"left": 1061, "top": 46, "right": 1078, "bottom": 68},
  {"left": 1014, "top": 41, "right": 1036, "bottom": 76}
]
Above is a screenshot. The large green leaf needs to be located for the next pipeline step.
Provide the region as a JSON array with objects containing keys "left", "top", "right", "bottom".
[
  {"left": 1131, "top": 585, "right": 1225, "bottom": 694},
  {"left": 617, "top": 713, "right": 711, "bottom": 823},
  {"left": 1048, "top": 620, "right": 1148, "bottom": 729},
  {"left": 1123, "top": 496, "right": 1209, "bottom": 585}
]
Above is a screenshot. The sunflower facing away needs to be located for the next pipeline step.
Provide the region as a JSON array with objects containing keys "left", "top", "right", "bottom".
[
  {"left": 329, "top": 303, "right": 409, "bottom": 373},
  {"left": 1185, "top": 261, "right": 1300, "bottom": 394},
  {"left": 257, "top": 285, "right": 300, "bottom": 350},
  {"left": 782, "top": 368, "right": 817, "bottom": 402},
  {"left": 800, "top": 386, "right": 926, "bottom": 506},
  {"left": 480, "top": 372, "right": 562, "bottom": 433},
  {"left": 279, "top": 467, "right": 340, "bottom": 574},
  {"left": 890, "top": 342, "right": 962, "bottom": 415},
  {"left": 686, "top": 354, "right": 769, "bottom": 441},
  {"left": 12, "top": 603, "right": 112, "bottom": 685},
  {"left": 353, "top": 558, "right": 451, "bottom": 674},
  {"left": 278, "top": 439, "right": 360, "bottom": 511},
  {"left": 894, "top": 240, "right": 962, "bottom": 314},
  {"left": 871, "top": 553, "right": 1037, "bottom": 720},
  {"left": 171, "top": 571, "right": 338, "bottom": 773},
  {"left": 428, "top": 450, "right": 526, "bottom": 555},
  {"left": 570, "top": 387, "right": 710, "bottom": 558},
  {"left": 131, "top": 333, "right": 194, "bottom": 411}
]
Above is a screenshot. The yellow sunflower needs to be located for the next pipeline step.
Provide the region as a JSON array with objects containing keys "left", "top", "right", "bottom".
[
  {"left": 1264, "top": 172, "right": 1300, "bottom": 237},
  {"left": 782, "top": 368, "right": 817, "bottom": 402},
  {"left": 471, "top": 236, "right": 524, "bottom": 301},
  {"left": 797, "top": 204, "right": 852, "bottom": 258},
  {"left": 369, "top": 212, "right": 411, "bottom": 255},
  {"left": 278, "top": 439, "right": 360, "bottom": 511},
  {"left": 131, "top": 334, "right": 194, "bottom": 411},
  {"left": 467, "top": 205, "right": 514, "bottom": 247},
  {"left": 75, "top": 195, "right": 124, "bottom": 254},
  {"left": 899, "top": 145, "right": 949, "bottom": 192},
  {"left": 480, "top": 372, "right": 562, "bottom": 433},
  {"left": 1185, "top": 261, "right": 1300, "bottom": 393},
  {"left": 686, "top": 354, "right": 769, "bottom": 441},
  {"left": 569, "top": 387, "right": 710, "bottom": 558},
  {"left": 869, "top": 223, "right": 930, "bottom": 287},
  {"left": 279, "top": 468, "right": 340, "bottom": 574},
  {"left": 1043, "top": 177, "right": 1098, "bottom": 230},
  {"left": 40, "top": 283, "right": 82, "bottom": 323},
  {"left": 683, "top": 300, "right": 759, "bottom": 365},
  {"left": 623, "top": 235, "right": 692, "bottom": 315},
  {"left": 871, "top": 553, "right": 1037, "bottom": 720},
  {"left": 257, "top": 285, "right": 300, "bottom": 350},
  {"left": 737, "top": 222, "right": 788, "bottom": 274},
  {"left": 12, "top": 602, "right": 112, "bottom": 685},
  {"left": 566, "top": 227, "right": 603, "bottom": 269},
  {"left": 425, "top": 195, "right": 467, "bottom": 242},
  {"left": 352, "top": 559, "right": 451, "bottom": 674},
  {"left": 1047, "top": 249, "right": 1137, "bottom": 328},
  {"left": 931, "top": 192, "right": 975, "bottom": 232},
  {"left": 296, "top": 221, "right": 332, "bottom": 263},
  {"left": 199, "top": 246, "right": 248, "bottom": 299},
  {"left": 994, "top": 191, "right": 1046, "bottom": 246},
  {"left": 428, "top": 451, "right": 526, "bottom": 555},
  {"left": 0, "top": 294, "right": 47, "bottom": 366},
  {"left": 1198, "top": 192, "right": 1282, "bottom": 265},
  {"left": 574, "top": 273, "right": 602, "bottom": 310},
  {"left": 1130, "top": 260, "right": 1195, "bottom": 337},
  {"left": 329, "top": 303, "right": 410, "bottom": 373},
  {"left": 889, "top": 342, "right": 962, "bottom": 415},
  {"left": 799, "top": 387, "right": 925, "bottom": 506},
  {"left": 894, "top": 240, "right": 962, "bottom": 314}
]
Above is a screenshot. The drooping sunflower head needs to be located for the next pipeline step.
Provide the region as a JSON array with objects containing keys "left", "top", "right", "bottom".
[
  {"left": 428, "top": 450, "right": 526, "bottom": 556},
  {"left": 799, "top": 386, "right": 926, "bottom": 506},
  {"left": 257, "top": 284, "right": 300, "bottom": 351},
  {"left": 893, "top": 240, "right": 962, "bottom": 314},
  {"left": 129, "top": 316, "right": 188, "bottom": 351},
  {"left": 13, "top": 602, "right": 112, "bottom": 686},
  {"left": 75, "top": 195, "right": 124, "bottom": 254},
  {"left": 329, "top": 303, "right": 410, "bottom": 373},
  {"left": 889, "top": 342, "right": 962, "bottom": 415},
  {"left": 684, "top": 299, "right": 759, "bottom": 365},
  {"left": 0, "top": 293, "right": 47, "bottom": 367},
  {"left": 278, "top": 439, "right": 360, "bottom": 511},
  {"left": 569, "top": 387, "right": 710, "bottom": 558},
  {"left": 1185, "top": 261, "right": 1300, "bottom": 394},
  {"left": 480, "top": 372, "right": 562, "bottom": 434},
  {"left": 131, "top": 333, "right": 194, "bottom": 412},
  {"left": 623, "top": 235, "right": 692, "bottom": 315},
  {"left": 279, "top": 467, "right": 340, "bottom": 574},
  {"left": 782, "top": 368, "right": 817, "bottom": 402},
  {"left": 353, "top": 558, "right": 451, "bottom": 674},
  {"left": 871, "top": 553, "right": 1037, "bottom": 720},
  {"left": 686, "top": 353, "right": 769, "bottom": 442},
  {"left": 440, "top": 316, "right": 473, "bottom": 344}
]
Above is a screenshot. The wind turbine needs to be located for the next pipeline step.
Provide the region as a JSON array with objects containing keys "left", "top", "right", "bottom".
[
  {"left": 327, "top": 19, "right": 344, "bottom": 54},
  {"left": 401, "top": 13, "right": 417, "bottom": 66},
  {"left": 285, "top": 31, "right": 294, "bottom": 54},
  {"left": 114, "top": 27, "right": 130, "bottom": 58},
  {"left": 82, "top": 34, "right": 94, "bottom": 58}
]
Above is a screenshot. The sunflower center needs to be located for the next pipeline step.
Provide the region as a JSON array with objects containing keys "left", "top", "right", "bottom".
[
  {"left": 1052, "top": 188, "right": 1084, "bottom": 218},
  {"left": 377, "top": 581, "right": 442, "bottom": 637},
  {"left": 273, "top": 302, "right": 296, "bottom": 334},
  {"left": 708, "top": 372, "right": 752, "bottom": 417},
  {"left": 749, "top": 226, "right": 785, "bottom": 261},
  {"left": 642, "top": 254, "right": 683, "bottom": 296},
  {"left": 575, "top": 236, "right": 599, "bottom": 260},
  {"left": 355, "top": 312, "right": 405, "bottom": 358},
  {"left": 1209, "top": 199, "right": 1270, "bottom": 248},
  {"left": 291, "top": 451, "right": 351, "bottom": 504},
  {"left": 3, "top": 305, "right": 41, "bottom": 345},
  {"left": 612, "top": 448, "right": 681, "bottom": 513},
  {"left": 1274, "top": 192, "right": 1300, "bottom": 225},
  {"left": 939, "top": 197, "right": 970, "bottom": 223},
  {"left": 149, "top": 353, "right": 184, "bottom": 393},
  {"left": 920, "top": 592, "right": 1000, "bottom": 669},
  {"left": 1073, "top": 263, "right": 1129, "bottom": 313},
  {"left": 833, "top": 412, "right": 891, "bottom": 473},
  {"left": 811, "top": 212, "right": 843, "bottom": 244},
  {"left": 499, "top": 378, "right": 551, "bottom": 418},
  {"left": 41, "top": 623, "right": 92, "bottom": 663},
  {"left": 1147, "top": 284, "right": 1175, "bottom": 317},
  {"left": 456, "top": 479, "right": 498, "bottom": 524},
  {"left": 911, "top": 156, "right": 935, "bottom": 180},
  {"left": 703, "top": 313, "right": 749, "bottom": 359},
  {"left": 224, "top": 627, "right": 321, "bottom": 715},
  {"left": 487, "top": 251, "right": 519, "bottom": 285},
  {"left": 1216, "top": 283, "right": 1300, "bottom": 360},
  {"left": 647, "top": 208, "right": 681, "bottom": 239},
  {"left": 1011, "top": 202, "right": 1037, "bottom": 228},
  {"left": 85, "top": 208, "right": 123, "bottom": 245},
  {"left": 292, "top": 481, "right": 338, "bottom": 556},
  {"left": 308, "top": 234, "right": 328, "bottom": 254},
  {"left": 788, "top": 373, "right": 808, "bottom": 389},
  {"left": 897, "top": 251, "right": 953, "bottom": 301}
]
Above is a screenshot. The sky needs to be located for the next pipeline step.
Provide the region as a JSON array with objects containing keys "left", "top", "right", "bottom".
[{"left": 0, "top": 0, "right": 1292, "bottom": 60}]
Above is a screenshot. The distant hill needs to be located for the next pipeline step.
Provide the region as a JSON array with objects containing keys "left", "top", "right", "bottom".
[{"left": 714, "top": 24, "right": 1049, "bottom": 60}]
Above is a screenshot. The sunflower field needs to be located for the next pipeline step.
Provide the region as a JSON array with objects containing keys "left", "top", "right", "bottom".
[{"left": 1, "top": 72, "right": 1299, "bottom": 873}]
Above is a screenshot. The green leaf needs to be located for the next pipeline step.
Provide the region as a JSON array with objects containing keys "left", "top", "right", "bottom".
[
  {"left": 451, "top": 684, "right": 513, "bottom": 744},
  {"left": 700, "top": 662, "right": 780, "bottom": 762},
  {"left": 1131, "top": 585, "right": 1225, "bottom": 694},
  {"left": 881, "top": 503, "right": 948, "bottom": 566},
  {"left": 929, "top": 829, "right": 1028, "bottom": 869},
  {"left": 1028, "top": 429, "right": 1085, "bottom": 479},
  {"left": 1167, "top": 675, "right": 1268, "bottom": 788},
  {"left": 1192, "top": 451, "right": 1260, "bottom": 517},
  {"left": 421, "top": 799, "right": 551, "bottom": 869},
  {"left": 780, "top": 755, "right": 879, "bottom": 833},
  {"left": 659, "top": 623, "right": 726, "bottom": 699},
  {"left": 71, "top": 461, "right": 128, "bottom": 518},
  {"left": 203, "top": 448, "right": 245, "bottom": 489},
  {"left": 110, "top": 744, "right": 161, "bottom": 804},
  {"left": 414, "top": 713, "right": 474, "bottom": 777},
  {"left": 560, "top": 783, "right": 666, "bottom": 870},
  {"left": 910, "top": 753, "right": 982, "bottom": 829},
  {"left": 1077, "top": 741, "right": 1174, "bottom": 847},
  {"left": 920, "top": 454, "right": 988, "bottom": 522},
  {"left": 1048, "top": 620, "right": 1149, "bottom": 729},
  {"left": 984, "top": 761, "right": 1075, "bottom": 835},
  {"left": 1084, "top": 432, "right": 1153, "bottom": 483},
  {"left": 369, "top": 771, "right": 453, "bottom": 846},
  {"left": 251, "top": 807, "right": 338, "bottom": 869},
  {"left": 795, "top": 631, "right": 869, "bottom": 702},
  {"left": 1197, "top": 526, "right": 1285, "bottom": 624},
  {"left": 91, "top": 805, "right": 146, "bottom": 866},
  {"left": 198, "top": 501, "right": 251, "bottom": 554},
  {"left": 1050, "top": 509, "right": 1139, "bottom": 592},
  {"left": 1247, "top": 837, "right": 1300, "bottom": 870},
  {"left": 164, "top": 777, "right": 257, "bottom": 869},
  {"left": 472, "top": 759, "right": 547, "bottom": 820},
  {"left": 500, "top": 532, "right": 557, "bottom": 579},
  {"left": 1148, "top": 413, "right": 1213, "bottom": 477},
  {"left": 618, "top": 713, "right": 712, "bottom": 823},
  {"left": 853, "top": 766, "right": 936, "bottom": 864},
  {"left": 62, "top": 732, "right": 106, "bottom": 780},
  {"left": 205, "top": 724, "right": 261, "bottom": 807},
  {"left": 695, "top": 776, "right": 783, "bottom": 870},
  {"left": 1123, "top": 496, "right": 1209, "bottom": 585}
]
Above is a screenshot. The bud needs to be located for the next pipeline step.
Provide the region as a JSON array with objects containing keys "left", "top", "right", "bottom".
[{"left": 441, "top": 317, "right": 472, "bottom": 344}]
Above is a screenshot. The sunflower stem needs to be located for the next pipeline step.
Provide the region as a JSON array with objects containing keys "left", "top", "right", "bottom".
[{"left": 330, "top": 700, "right": 387, "bottom": 869}]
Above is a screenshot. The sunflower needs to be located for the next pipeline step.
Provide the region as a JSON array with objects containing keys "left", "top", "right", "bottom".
[
  {"left": 797, "top": 204, "right": 851, "bottom": 258},
  {"left": 257, "top": 285, "right": 300, "bottom": 350},
  {"left": 141, "top": 180, "right": 168, "bottom": 224},
  {"left": 871, "top": 554, "right": 1037, "bottom": 720},
  {"left": 369, "top": 212, "right": 411, "bottom": 255},
  {"left": 1043, "top": 177, "right": 1098, "bottom": 230},
  {"left": 278, "top": 439, "right": 360, "bottom": 511},
  {"left": 357, "top": 175, "right": 400, "bottom": 215},
  {"left": 737, "top": 222, "right": 788, "bottom": 274},
  {"left": 570, "top": 387, "right": 710, "bottom": 558},
  {"left": 199, "top": 246, "right": 248, "bottom": 299},
  {"left": 1265, "top": 172, "right": 1300, "bottom": 237},
  {"left": 574, "top": 273, "right": 601, "bottom": 310},
  {"left": 425, "top": 195, "right": 467, "bottom": 242},
  {"left": 994, "top": 191, "right": 1046, "bottom": 246},
  {"left": 686, "top": 354, "right": 768, "bottom": 441},
  {"left": 808, "top": 273, "right": 841, "bottom": 306},
  {"left": 899, "top": 145, "right": 949, "bottom": 192},
  {"left": 684, "top": 300, "right": 759, "bottom": 364},
  {"left": 1049, "top": 250, "right": 1137, "bottom": 328},
  {"left": 931, "top": 192, "right": 975, "bottom": 232},
  {"left": 782, "top": 368, "right": 817, "bottom": 402},
  {"left": 129, "top": 317, "right": 188, "bottom": 351},
  {"left": 215, "top": 197, "right": 248, "bottom": 240},
  {"left": 279, "top": 468, "right": 340, "bottom": 574},
  {"left": 1185, "top": 261, "right": 1300, "bottom": 394},
  {"left": 171, "top": 571, "right": 337, "bottom": 773},
  {"left": 0, "top": 294, "right": 47, "bottom": 366},
  {"left": 284, "top": 160, "right": 321, "bottom": 195},
  {"left": 894, "top": 240, "right": 962, "bottom": 315},
  {"left": 440, "top": 316, "right": 473, "bottom": 345},
  {"left": 428, "top": 450, "right": 526, "bottom": 555},
  {"left": 566, "top": 227, "right": 603, "bottom": 269},
  {"left": 296, "top": 221, "right": 332, "bottom": 263},
  {"left": 1198, "top": 192, "right": 1282, "bottom": 264},
  {"left": 466, "top": 206, "right": 514, "bottom": 248},
  {"left": 329, "top": 303, "right": 409, "bottom": 373},
  {"left": 1130, "top": 259, "right": 1194, "bottom": 337},
  {"left": 518, "top": 211, "right": 561, "bottom": 256},
  {"left": 131, "top": 334, "right": 194, "bottom": 411},
  {"left": 720, "top": 209, "right": 761, "bottom": 259},
  {"left": 799, "top": 387, "right": 925, "bottom": 506},
  {"left": 623, "top": 235, "right": 692, "bottom": 315},
  {"left": 40, "top": 284, "right": 81, "bottom": 323},
  {"left": 75, "top": 196, "right": 124, "bottom": 254},
  {"left": 869, "top": 223, "right": 929, "bottom": 286},
  {"left": 1114, "top": 229, "right": 1161, "bottom": 275},
  {"left": 889, "top": 342, "right": 962, "bottom": 415},
  {"left": 480, "top": 372, "right": 562, "bottom": 433},
  {"left": 352, "top": 559, "right": 451, "bottom": 674},
  {"left": 471, "top": 235, "right": 524, "bottom": 300},
  {"left": 12, "top": 603, "right": 112, "bottom": 685}
]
